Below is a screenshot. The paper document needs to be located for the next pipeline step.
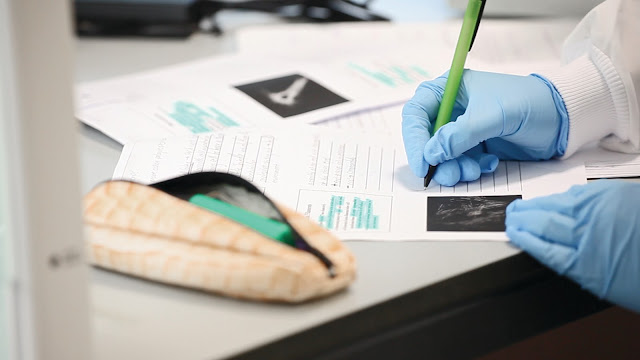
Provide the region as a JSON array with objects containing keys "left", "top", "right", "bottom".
[
  {"left": 76, "top": 54, "right": 439, "bottom": 144},
  {"left": 573, "top": 146, "right": 640, "bottom": 179},
  {"left": 113, "top": 126, "right": 586, "bottom": 241},
  {"left": 236, "top": 19, "right": 577, "bottom": 72}
]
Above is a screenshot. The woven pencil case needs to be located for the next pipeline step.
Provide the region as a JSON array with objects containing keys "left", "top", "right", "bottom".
[{"left": 83, "top": 172, "right": 356, "bottom": 302}]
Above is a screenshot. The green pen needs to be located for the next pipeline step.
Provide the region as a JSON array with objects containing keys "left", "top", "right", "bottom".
[
  {"left": 188, "top": 194, "right": 295, "bottom": 246},
  {"left": 424, "top": 0, "right": 486, "bottom": 188}
]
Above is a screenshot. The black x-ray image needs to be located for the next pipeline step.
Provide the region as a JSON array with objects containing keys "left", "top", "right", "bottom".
[
  {"left": 427, "top": 195, "right": 521, "bottom": 232},
  {"left": 235, "top": 74, "right": 349, "bottom": 118}
]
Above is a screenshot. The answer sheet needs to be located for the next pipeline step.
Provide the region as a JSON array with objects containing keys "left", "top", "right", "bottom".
[
  {"left": 76, "top": 54, "right": 441, "bottom": 144},
  {"left": 317, "top": 105, "right": 640, "bottom": 180},
  {"left": 113, "top": 126, "right": 586, "bottom": 241}
]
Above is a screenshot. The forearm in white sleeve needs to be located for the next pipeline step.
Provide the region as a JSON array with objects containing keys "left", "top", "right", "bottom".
[{"left": 537, "top": 0, "right": 640, "bottom": 157}]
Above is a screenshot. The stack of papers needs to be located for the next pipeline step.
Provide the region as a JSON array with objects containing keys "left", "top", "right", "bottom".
[
  {"left": 576, "top": 147, "right": 640, "bottom": 179},
  {"left": 586, "top": 158, "right": 640, "bottom": 179},
  {"left": 76, "top": 54, "right": 439, "bottom": 144},
  {"left": 76, "top": 20, "right": 577, "bottom": 144},
  {"left": 76, "top": 20, "right": 639, "bottom": 242}
]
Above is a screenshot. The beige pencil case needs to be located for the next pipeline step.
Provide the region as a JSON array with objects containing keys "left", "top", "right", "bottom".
[{"left": 83, "top": 172, "right": 356, "bottom": 303}]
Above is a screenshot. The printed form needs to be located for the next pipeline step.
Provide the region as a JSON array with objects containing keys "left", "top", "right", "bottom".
[
  {"left": 114, "top": 126, "right": 586, "bottom": 241},
  {"left": 317, "top": 105, "right": 640, "bottom": 180}
]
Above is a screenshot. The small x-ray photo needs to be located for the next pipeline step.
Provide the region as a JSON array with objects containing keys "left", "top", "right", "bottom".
[
  {"left": 234, "top": 74, "right": 349, "bottom": 118},
  {"left": 427, "top": 195, "right": 522, "bottom": 232}
]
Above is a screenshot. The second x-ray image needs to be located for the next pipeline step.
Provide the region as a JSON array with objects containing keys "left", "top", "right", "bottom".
[
  {"left": 427, "top": 195, "right": 522, "bottom": 232},
  {"left": 235, "top": 74, "right": 349, "bottom": 118}
]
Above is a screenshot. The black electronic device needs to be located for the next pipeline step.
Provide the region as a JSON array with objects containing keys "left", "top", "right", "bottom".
[
  {"left": 74, "top": 0, "right": 389, "bottom": 37},
  {"left": 75, "top": 0, "right": 202, "bottom": 37}
]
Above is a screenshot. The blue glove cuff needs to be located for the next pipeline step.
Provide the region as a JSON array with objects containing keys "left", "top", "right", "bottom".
[{"left": 531, "top": 74, "right": 569, "bottom": 157}]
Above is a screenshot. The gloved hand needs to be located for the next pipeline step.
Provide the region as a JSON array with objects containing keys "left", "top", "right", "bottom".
[
  {"left": 402, "top": 70, "right": 569, "bottom": 186},
  {"left": 506, "top": 181, "right": 640, "bottom": 313}
]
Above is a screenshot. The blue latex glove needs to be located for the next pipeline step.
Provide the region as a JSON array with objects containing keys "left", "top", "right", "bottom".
[
  {"left": 506, "top": 181, "right": 640, "bottom": 313},
  {"left": 402, "top": 70, "right": 569, "bottom": 186}
]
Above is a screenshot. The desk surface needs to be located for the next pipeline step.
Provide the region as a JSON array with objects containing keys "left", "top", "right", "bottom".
[
  {"left": 77, "top": 7, "right": 605, "bottom": 360},
  {"left": 80, "top": 86, "right": 521, "bottom": 360}
]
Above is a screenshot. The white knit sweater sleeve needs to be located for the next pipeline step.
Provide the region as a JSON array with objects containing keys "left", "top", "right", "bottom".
[{"left": 538, "top": 0, "right": 640, "bottom": 157}]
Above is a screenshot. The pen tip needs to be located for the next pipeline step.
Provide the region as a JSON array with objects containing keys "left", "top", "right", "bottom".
[{"left": 424, "top": 165, "right": 437, "bottom": 189}]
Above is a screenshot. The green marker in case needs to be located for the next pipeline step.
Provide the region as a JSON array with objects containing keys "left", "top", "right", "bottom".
[{"left": 189, "top": 194, "right": 295, "bottom": 246}]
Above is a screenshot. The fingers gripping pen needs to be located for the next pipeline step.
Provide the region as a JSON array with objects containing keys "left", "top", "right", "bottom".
[{"left": 424, "top": 0, "right": 486, "bottom": 188}]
